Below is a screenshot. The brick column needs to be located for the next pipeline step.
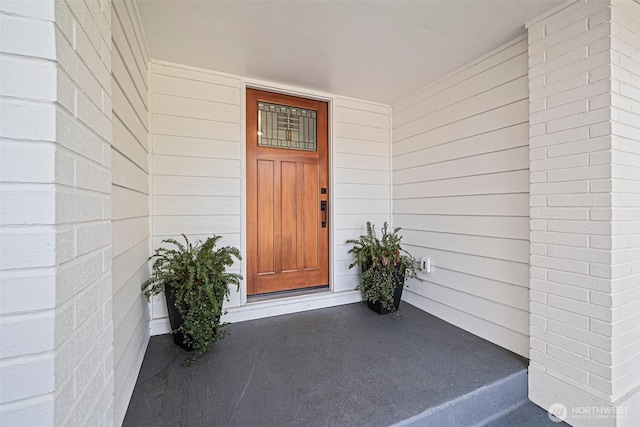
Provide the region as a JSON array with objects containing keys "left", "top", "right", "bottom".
[
  {"left": 527, "top": 1, "right": 640, "bottom": 426},
  {"left": 0, "top": 1, "right": 114, "bottom": 425}
]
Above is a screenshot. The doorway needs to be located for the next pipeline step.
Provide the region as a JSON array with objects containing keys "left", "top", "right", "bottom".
[{"left": 246, "top": 89, "right": 329, "bottom": 296}]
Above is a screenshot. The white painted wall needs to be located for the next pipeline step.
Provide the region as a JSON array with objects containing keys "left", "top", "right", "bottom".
[
  {"left": 527, "top": 1, "right": 640, "bottom": 425},
  {"left": 147, "top": 61, "right": 389, "bottom": 330},
  {"left": 5, "top": 2, "right": 640, "bottom": 426},
  {"left": 148, "top": 61, "right": 242, "bottom": 331},
  {"left": 0, "top": 0, "right": 114, "bottom": 424},
  {"left": 391, "top": 36, "right": 531, "bottom": 358},
  {"left": 334, "top": 98, "right": 392, "bottom": 292},
  {"left": 609, "top": 0, "right": 640, "bottom": 410},
  {"left": 0, "top": 4, "right": 59, "bottom": 423},
  {"left": 110, "top": 0, "right": 150, "bottom": 425}
]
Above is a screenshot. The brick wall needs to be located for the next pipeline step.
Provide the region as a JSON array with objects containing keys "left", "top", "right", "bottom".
[
  {"left": 527, "top": 0, "right": 640, "bottom": 425},
  {"left": 0, "top": 0, "right": 114, "bottom": 425},
  {"left": 608, "top": 0, "right": 640, "bottom": 405},
  {"left": 0, "top": 2, "right": 58, "bottom": 423}
]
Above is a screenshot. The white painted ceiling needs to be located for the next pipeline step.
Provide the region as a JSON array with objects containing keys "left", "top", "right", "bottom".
[{"left": 136, "top": 0, "right": 562, "bottom": 105}]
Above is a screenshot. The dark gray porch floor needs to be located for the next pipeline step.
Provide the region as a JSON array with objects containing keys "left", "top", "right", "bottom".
[{"left": 124, "top": 302, "right": 560, "bottom": 426}]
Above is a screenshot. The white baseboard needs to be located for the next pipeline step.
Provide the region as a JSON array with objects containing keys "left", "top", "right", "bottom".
[
  {"left": 148, "top": 290, "right": 361, "bottom": 336},
  {"left": 149, "top": 318, "right": 171, "bottom": 336},
  {"left": 224, "top": 290, "right": 361, "bottom": 323}
]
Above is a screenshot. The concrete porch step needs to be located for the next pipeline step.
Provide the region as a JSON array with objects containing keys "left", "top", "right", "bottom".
[
  {"left": 483, "top": 399, "right": 568, "bottom": 427},
  {"left": 396, "top": 370, "right": 528, "bottom": 426},
  {"left": 125, "top": 302, "right": 548, "bottom": 426}
]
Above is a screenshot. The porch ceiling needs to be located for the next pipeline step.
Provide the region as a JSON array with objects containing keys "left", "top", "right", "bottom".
[{"left": 136, "top": 0, "right": 561, "bottom": 104}]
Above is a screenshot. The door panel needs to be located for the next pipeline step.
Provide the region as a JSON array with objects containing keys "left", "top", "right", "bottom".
[
  {"left": 281, "top": 161, "right": 298, "bottom": 272},
  {"left": 247, "top": 89, "right": 329, "bottom": 295},
  {"left": 302, "top": 162, "right": 319, "bottom": 270},
  {"left": 256, "top": 160, "right": 275, "bottom": 275}
]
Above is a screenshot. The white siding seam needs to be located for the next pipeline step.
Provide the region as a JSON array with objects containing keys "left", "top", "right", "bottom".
[
  {"left": 112, "top": 109, "right": 147, "bottom": 146},
  {"left": 151, "top": 59, "right": 243, "bottom": 80},
  {"left": 393, "top": 146, "right": 529, "bottom": 171},
  {"left": 427, "top": 265, "right": 530, "bottom": 289},
  {"left": 394, "top": 192, "right": 529, "bottom": 200},
  {"left": 152, "top": 112, "right": 240, "bottom": 126},
  {"left": 335, "top": 95, "right": 389, "bottom": 109},
  {"left": 404, "top": 289, "right": 530, "bottom": 329},
  {"left": 153, "top": 153, "right": 241, "bottom": 162},
  {"left": 110, "top": 152, "right": 148, "bottom": 177},
  {"left": 395, "top": 74, "right": 528, "bottom": 129},
  {"left": 394, "top": 169, "right": 530, "bottom": 186},
  {"left": 403, "top": 242, "right": 529, "bottom": 263},
  {"left": 152, "top": 73, "right": 241, "bottom": 90},
  {"left": 121, "top": 1, "right": 151, "bottom": 82},
  {"left": 394, "top": 34, "right": 528, "bottom": 112},
  {"left": 394, "top": 121, "right": 529, "bottom": 157},
  {"left": 112, "top": 3, "right": 148, "bottom": 92},
  {"left": 112, "top": 55, "right": 148, "bottom": 122},
  {"left": 394, "top": 98, "right": 528, "bottom": 143},
  {"left": 334, "top": 120, "right": 388, "bottom": 130},
  {"left": 126, "top": 0, "right": 151, "bottom": 63}
]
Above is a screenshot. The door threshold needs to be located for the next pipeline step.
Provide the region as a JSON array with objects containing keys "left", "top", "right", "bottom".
[{"left": 247, "top": 285, "right": 330, "bottom": 303}]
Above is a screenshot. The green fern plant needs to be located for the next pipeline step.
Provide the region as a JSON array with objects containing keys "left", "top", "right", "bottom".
[
  {"left": 347, "top": 222, "right": 419, "bottom": 311},
  {"left": 142, "top": 234, "right": 242, "bottom": 365}
]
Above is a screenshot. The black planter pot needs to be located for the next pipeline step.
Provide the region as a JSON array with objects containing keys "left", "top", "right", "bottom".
[
  {"left": 164, "top": 284, "right": 194, "bottom": 352},
  {"left": 366, "top": 267, "right": 405, "bottom": 315}
]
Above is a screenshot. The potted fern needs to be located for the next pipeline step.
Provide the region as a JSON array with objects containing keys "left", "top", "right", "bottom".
[
  {"left": 141, "top": 234, "right": 242, "bottom": 365},
  {"left": 347, "top": 222, "right": 419, "bottom": 314}
]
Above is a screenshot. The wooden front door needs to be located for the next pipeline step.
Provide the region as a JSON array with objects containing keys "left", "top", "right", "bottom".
[{"left": 246, "top": 89, "right": 329, "bottom": 295}]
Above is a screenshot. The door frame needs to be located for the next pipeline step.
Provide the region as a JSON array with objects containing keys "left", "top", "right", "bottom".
[{"left": 239, "top": 81, "right": 335, "bottom": 306}]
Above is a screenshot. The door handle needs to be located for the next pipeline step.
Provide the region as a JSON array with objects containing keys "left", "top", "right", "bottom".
[{"left": 321, "top": 201, "right": 327, "bottom": 228}]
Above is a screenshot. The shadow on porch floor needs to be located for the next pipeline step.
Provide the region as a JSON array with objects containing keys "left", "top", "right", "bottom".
[{"left": 124, "top": 302, "right": 562, "bottom": 426}]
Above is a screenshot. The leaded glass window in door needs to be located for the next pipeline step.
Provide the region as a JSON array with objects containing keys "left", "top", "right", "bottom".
[{"left": 257, "top": 102, "right": 317, "bottom": 151}]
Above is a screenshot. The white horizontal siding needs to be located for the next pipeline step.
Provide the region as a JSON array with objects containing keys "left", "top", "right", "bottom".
[
  {"left": 394, "top": 170, "right": 529, "bottom": 199},
  {"left": 152, "top": 175, "right": 241, "bottom": 197},
  {"left": 152, "top": 73, "right": 239, "bottom": 104},
  {"left": 153, "top": 134, "right": 240, "bottom": 159},
  {"left": 146, "top": 62, "right": 390, "bottom": 327},
  {"left": 153, "top": 195, "right": 240, "bottom": 216},
  {"left": 153, "top": 93, "right": 240, "bottom": 123},
  {"left": 333, "top": 98, "right": 391, "bottom": 292},
  {"left": 394, "top": 38, "right": 529, "bottom": 117},
  {"left": 392, "top": 35, "right": 530, "bottom": 357},
  {"left": 151, "top": 233, "right": 242, "bottom": 252},
  {"left": 110, "top": 1, "right": 150, "bottom": 425},
  {"left": 150, "top": 61, "right": 243, "bottom": 318}
]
